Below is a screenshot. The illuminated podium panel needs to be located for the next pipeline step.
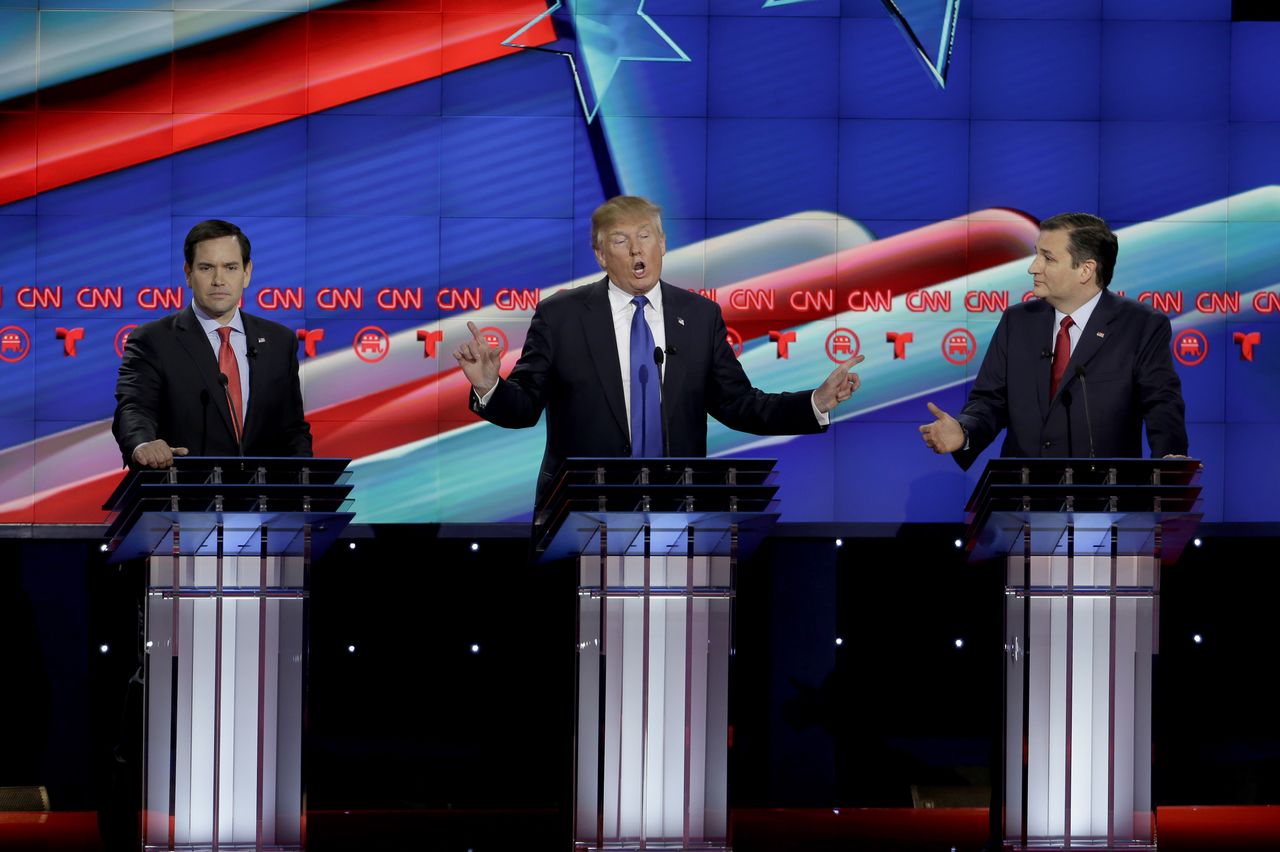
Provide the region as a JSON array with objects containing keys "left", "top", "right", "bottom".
[
  {"left": 965, "top": 459, "right": 1201, "bottom": 852},
  {"left": 105, "top": 458, "right": 353, "bottom": 852},
  {"left": 538, "top": 459, "right": 779, "bottom": 852}
]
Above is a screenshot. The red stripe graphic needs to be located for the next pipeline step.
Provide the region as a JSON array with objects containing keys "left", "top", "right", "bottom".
[{"left": 0, "top": 3, "right": 555, "bottom": 206}]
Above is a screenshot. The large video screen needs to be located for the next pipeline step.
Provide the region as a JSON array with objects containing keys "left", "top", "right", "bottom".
[{"left": 1, "top": 0, "right": 1277, "bottom": 524}]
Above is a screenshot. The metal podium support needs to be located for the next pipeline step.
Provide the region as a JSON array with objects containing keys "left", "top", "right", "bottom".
[
  {"left": 965, "top": 458, "right": 1202, "bottom": 851},
  {"left": 104, "top": 457, "right": 353, "bottom": 851},
  {"left": 538, "top": 458, "right": 781, "bottom": 852}
]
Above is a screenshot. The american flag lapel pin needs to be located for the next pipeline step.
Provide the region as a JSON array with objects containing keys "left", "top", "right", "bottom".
[
  {"left": 258, "top": 337, "right": 266, "bottom": 344},
  {"left": 1096, "top": 331, "right": 1105, "bottom": 338},
  {"left": 678, "top": 316, "right": 685, "bottom": 326}
]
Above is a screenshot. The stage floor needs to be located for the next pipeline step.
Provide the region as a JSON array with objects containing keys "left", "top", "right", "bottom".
[{"left": 2, "top": 806, "right": 1278, "bottom": 851}]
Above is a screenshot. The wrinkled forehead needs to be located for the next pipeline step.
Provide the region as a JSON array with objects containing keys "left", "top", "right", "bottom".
[{"left": 597, "top": 216, "right": 663, "bottom": 244}]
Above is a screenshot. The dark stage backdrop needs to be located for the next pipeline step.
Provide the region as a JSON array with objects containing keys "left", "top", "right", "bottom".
[{"left": 1, "top": 0, "right": 1278, "bottom": 525}]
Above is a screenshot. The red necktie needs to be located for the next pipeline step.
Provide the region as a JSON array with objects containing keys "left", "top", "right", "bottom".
[
  {"left": 1050, "top": 315, "right": 1074, "bottom": 399},
  {"left": 217, "top": 326, "right": 243, "bottom": 440}
]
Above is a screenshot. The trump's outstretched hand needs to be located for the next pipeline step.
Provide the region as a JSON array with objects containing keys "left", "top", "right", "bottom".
[
  {"left": 452, "top": 320, "right": 502, "bottom": 396},
  {"left": 919, "top": 402, "right": 965, "bottom": 454},
  {"left": 813, "top": 354, "right": 864, "bottom": 414}
]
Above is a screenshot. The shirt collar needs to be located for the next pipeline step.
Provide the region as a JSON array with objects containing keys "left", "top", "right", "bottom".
[
  {"left": 192, "top": 302, "right": 245, "bottom": 337},
  {"left": 607, "top": 278, "right": 663, "bottom": 317},
  {"left": 1057, "top": 288, "right": 1103, "bottom": 330}
]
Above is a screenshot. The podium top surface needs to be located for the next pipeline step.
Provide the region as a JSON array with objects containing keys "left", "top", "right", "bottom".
[
  {"left": 103, "top": 456, "right": 353, "bottom": 511},
  {"left": 964, "top": 457, "right": 1203, "bottom": 562},
  {"left": 965, "top": 457, "right": 1202, "bottom": 513},
  {"left": 103, "top": 457, "right": 354, "bottom": 563}
]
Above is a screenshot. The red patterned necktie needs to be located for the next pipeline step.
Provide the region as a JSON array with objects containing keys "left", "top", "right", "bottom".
[
  {"left": 1050, "top": 315, "right": 1074, "bottom": 399},
  {"left": 216, "top": 326, "right": 243, "bottom": 439}
]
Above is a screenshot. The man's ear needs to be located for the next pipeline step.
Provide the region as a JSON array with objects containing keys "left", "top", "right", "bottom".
[
  {"left": 1079, "top": 258, "right": 1096, "bottom": 285},
  {"left": 244, "top": 259, "right": 253, "bottom": 288}
]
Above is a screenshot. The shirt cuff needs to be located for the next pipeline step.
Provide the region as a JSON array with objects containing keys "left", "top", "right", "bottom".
[
  {"left": 810, "top": 391, "right": 830, "bottom": 426},
  {"left": 474, "top": 382, "right": 498, "bottom": 408}
]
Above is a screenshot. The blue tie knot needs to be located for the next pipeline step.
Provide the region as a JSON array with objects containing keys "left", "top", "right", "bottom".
[{"left": 632, "top": 295, "right": 649, "bottom": 311}]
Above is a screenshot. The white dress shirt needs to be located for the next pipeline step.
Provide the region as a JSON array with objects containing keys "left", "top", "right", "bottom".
[{"left": 1053, "top": 289, "right": 1103, "bottom": 357}]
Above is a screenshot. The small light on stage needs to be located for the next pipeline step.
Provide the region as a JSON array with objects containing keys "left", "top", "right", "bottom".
[
  {"left": 99, "top": 543, "right": 108, "bottom": 552},
  {"left": 347, "top": 644, "right": 356, "bottom": 653},
  {"left": 348, "top": 542, "right": 356, "bottom": 550},
  {"left": 835, "top": 637, "right": 844, "bottom": 647},
  {"left": 1193, "top": 634, "right": 1203, "bottom": 645},
  {"left": 954, "top": 638, "right": 964, "bottom": 649},
  {"left": 1193, "top": 537, "right": 1202, "bottom": 548},
  {"left": 835, "top": 538, "right": 843, "bottom": 548},
  {"left": 953, "top": 538, "right": 963, "bottom": 549},
  {"left": 470, "top": 542, "right": 480, "bottom": 552},
  {"left": 99, "top": 644, "right": 109, "bottom": 654},
  {"left": 470, "top": 643, "right": 480, "bottom": 653}
]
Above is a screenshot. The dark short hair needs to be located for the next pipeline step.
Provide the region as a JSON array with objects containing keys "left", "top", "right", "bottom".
[
  {"left": 184, "top": 220, "right": 251, "bottom": 267},
  {"left": 1039, "top": 212, "right": 1118, "bottom": 289}
]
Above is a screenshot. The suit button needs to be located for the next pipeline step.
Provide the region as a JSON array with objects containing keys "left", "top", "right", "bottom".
[{"left": 624, "top": 443, "right": 631, "bottom": 454}]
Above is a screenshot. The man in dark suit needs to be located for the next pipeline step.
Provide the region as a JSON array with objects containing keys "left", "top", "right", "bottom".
[
  {"left": 918, "top": 212, "right": 1187, "bottom": 852},
  {"left": 919, "top": 212, "right": 1187, "bottom": 463},
  {"left": 113, "top": 219, "right": 312, "bottom": 467},
  {"left": 453, "top": 195, "right": 864, "bottom": 509}
]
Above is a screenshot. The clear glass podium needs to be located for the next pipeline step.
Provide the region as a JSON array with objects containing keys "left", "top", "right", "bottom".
[
  {"left": 965, "top": 458, "right": 1202, "bottom": 851},
  {"left": 103, "top": 457, "right": 354, "bottom": 852},
  {"left": 537, "top": 458, "right": 781, "bottom": 852}
]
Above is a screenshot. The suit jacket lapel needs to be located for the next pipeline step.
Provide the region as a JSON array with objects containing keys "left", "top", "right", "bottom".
[
  {"left": 1033, "top": 303, "right": 1054, "bottom": 419},
  {"left": 660, "top": 281, "right": 686, "bottom": 413},
  {"left": 175, "top": 305, "right": 239, "bottom": 446},
  {"left": 582, "top": 278, "right": 630, "bottom": 439},
  {"left": 240, "top": 311, "right": 263, "bottom": 447}
]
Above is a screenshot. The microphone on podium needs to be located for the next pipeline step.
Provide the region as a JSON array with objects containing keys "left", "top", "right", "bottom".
[
  {"left": 654, "top": 346, "right": 671, "bottom": 457},
  {"left": 218, "top": 373, "right": 244, "bottom": 457}
]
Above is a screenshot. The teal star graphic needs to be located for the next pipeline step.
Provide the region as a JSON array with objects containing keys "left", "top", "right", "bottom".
[
  {"left": 504, "top": 0, "right": 690, "bottom": 123},
  {"left": 760, "top": 0, "right": 961, "bottom": 89},
  {"left": 880, "top": 0, "right": 962, "bottom": 88}
]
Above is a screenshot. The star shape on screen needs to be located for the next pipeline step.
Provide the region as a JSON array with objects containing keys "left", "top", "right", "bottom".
[
  {"left": 879, "top": 0, "right": 962, "bottom": 88},
  {"left": 759, "top": 0, "right": 961, "bottom": 89},
  {"left": 503, "top": 0, "right": 690, "bottom": 123}
]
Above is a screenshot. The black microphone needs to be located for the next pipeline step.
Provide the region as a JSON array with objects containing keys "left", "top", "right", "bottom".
[
  {"left": 218, "top": 373, "right": 244, "bottom": 457},
  {"left": 1075, "top": 365, "right": 1096, "bottom": 459},
  {"left": 1061, "top": 388, "right": 1074, "bottom": 458},
  {"left": 654, "top": 346, "right": 670, "bottom": 457}
]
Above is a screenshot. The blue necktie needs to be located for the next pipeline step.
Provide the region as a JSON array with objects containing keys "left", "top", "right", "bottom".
[{"left": 629, "top": 295, "right": 664, "bottom": 457}]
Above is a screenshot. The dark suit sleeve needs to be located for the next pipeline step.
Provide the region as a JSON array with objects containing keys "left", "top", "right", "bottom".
[
  {"left": 1134, "top": 313, "right": 1188, "bottom": 457},
  {"left": 471, "top": 304, "right": 553, "bottom": 428},
  {"left": 282, "top": 332, "right": 313, "bottom": 457},
  {"left": 704, "top": 304, "right": 825, "bottom": 436},
  {"left": 953, "top": 311, "right": 1012, "bottom": 470},
  {"left": 112, "top": 327, "right": 163, "bottom": 467}
]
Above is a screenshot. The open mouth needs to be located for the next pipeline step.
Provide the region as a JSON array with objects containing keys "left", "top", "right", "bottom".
[{"left": 632, "top": 260, "right": 647, "bottom": 277}]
